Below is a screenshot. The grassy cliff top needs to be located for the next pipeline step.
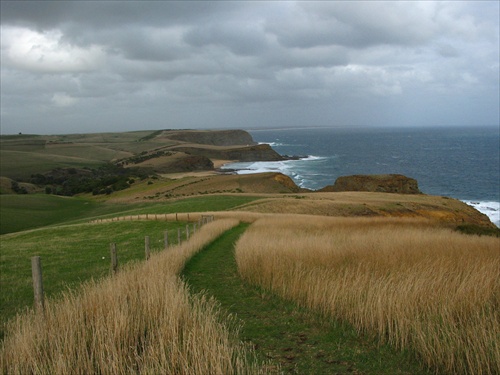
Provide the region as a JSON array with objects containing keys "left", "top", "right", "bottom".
[{"left": 0, "top": 129, "right": 259, "bottom": 179}]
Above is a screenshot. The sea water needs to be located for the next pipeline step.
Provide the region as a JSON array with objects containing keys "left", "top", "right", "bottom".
[{"left": 222, "top": 126, "right": 500, "bottom": 227}]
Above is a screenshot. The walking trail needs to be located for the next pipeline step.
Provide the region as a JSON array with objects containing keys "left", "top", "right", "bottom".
[{"left": 181, "top": 224, "right": 427, "bottom": 374}]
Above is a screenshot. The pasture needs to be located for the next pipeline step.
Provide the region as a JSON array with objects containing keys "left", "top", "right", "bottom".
[
  {"left": 0, "top": 193, "right": 261, "bottom": 234},
  {"left": 0, "top": 195, "right": 99, "bottom": 234},
  {"left": 0, "top": 150, "right": 104, "bottom": 181},
  {"left": 1, "top": 202, "right": 499, "bottom": 373},
  {"left": 0, "top": 220, "right": 188, "bottom": 335},
  {"left": 1, "top": 220, "right": 269, "bottom": 374},
  {"left": 0, "top": 194, "right": 260, "bottom": 336}
]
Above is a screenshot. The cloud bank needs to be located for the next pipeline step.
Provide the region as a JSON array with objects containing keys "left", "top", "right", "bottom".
[{"left": 1, "top": 1, "right": 498, "bottom": 134}]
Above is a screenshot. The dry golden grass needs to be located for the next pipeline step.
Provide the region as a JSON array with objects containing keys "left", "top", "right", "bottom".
[
  {"left": 232, "top": 192, "right": 495, "bottom": 228},
  {"left": 1, "top": 219, "right": 271, "bottom": 374},
  {"left": 235, "top": 216, "right": 500, "bottom": 374}
]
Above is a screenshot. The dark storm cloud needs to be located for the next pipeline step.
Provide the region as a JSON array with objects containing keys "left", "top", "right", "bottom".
[
  {"left": 0, "top": 1, "right": 236, "bottom": 29},
  {"left": 0, "top": 1, "right": 498, "bottom": 134}
]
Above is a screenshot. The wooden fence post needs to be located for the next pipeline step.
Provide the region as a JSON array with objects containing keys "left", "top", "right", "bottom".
[
  {"left": 178, "top": 228, "right": 181, "bottom": 245},
  {"left": 31, "top": 256, "right": 44, "bottom": 312},
  {"left": 176, "top": 213, "right": 178, "bottom": 221},
  {"left": 145, "top": 236, "right": 150, "bottom": 260},
  {"left": 164, "top": 231, "right": 169, "bottom": 249},
  {"left": 110, "top": 243, "right": 118, "bottom": 274}
]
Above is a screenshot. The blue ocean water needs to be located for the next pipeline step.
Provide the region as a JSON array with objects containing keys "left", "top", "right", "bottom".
[{"left": 222, "top": 126, "right": 500, "bottom": 226}]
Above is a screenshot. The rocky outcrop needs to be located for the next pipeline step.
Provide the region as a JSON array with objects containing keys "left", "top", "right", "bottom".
[
  {"left": 320, "top": 174, "right": 421, "bottom": 194},
  {"left": 272, "top": 173, "right": 302, "bottom": 193},
  {"left": 222, "top": 144, "right": 284, "bottom": 161},
  {"left": 173, "top": 144, "right": 283, "bottom": 162},
  {"left": 166, "top": 130, "right": 257, "bottom": 146}
]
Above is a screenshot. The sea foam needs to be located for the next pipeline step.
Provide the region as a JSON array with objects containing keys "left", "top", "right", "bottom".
[
  {"left": 221, "top": 155, "right": 326, "bottom": 188},
  {"left": 462, "top": 201, "right": 500, "bottom": 228}
]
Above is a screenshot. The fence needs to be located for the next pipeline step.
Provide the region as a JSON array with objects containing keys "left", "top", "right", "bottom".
[
  {"left": 88, "top": 213, "right": 215, "bottom": 224},
  {"left": 31, "top": 214, "right": 215, "bottom": 312}
]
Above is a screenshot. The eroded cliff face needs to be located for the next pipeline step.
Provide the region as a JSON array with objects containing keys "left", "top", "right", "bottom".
[
  {"left": 221, "top": 144, "right": 283, "bottom": 161},
  {"left": 320, "top": 174, "right": 421, "bottom": 194}
]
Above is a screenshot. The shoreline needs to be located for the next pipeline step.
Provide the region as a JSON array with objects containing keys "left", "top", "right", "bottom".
[{"left": 220, "top": 159, "right": 500, "bottom": 228}]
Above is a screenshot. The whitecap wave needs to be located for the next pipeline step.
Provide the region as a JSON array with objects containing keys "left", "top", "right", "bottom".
[
  {"left": 221, "top": 156, "right": 327, "bottom": 188},
  {"left": 259, "top": 141, "right": 287, "bottom": 147},
  {"left": 462, "top": 200, "right": 500, "bottom": 228}
]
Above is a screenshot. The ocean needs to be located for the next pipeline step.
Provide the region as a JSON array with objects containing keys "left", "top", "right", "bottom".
[{"left": 222, "top": 126, "right": 500, "bottom": 227}]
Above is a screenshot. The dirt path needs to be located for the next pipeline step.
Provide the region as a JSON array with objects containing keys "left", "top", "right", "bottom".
[{"left": 181, "top": 224, "right": 428, "bottom": 374}]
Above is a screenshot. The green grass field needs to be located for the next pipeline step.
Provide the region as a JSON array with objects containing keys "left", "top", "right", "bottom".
[
  {"left": 0, "top": 195, "right": 100, "bottom": 234},
  {"left": 36, "top": 144, "right": 132, "bottom": 161},
  {"left": 0, "top": 194, "right": 261, "bottom": 234},
  {"left": 0, "top": 150, "right": 104, "bottom": 180},
  {"left": 0, "top": 194, "right": 261, "bottom": 338},
  {"left": 1, "top": 221, "right": 186, "bottom": 335},
  {"left": 0, "top": 130, "right": 178, "bottom": 179}
]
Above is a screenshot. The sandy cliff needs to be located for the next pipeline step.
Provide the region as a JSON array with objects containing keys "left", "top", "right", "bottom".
[{"left": 320, "top": 174, "right": 421, "bottom": 194}]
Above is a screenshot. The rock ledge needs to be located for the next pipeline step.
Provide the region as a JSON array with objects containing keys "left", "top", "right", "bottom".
[{"left": 320, "top": 174, "right": 421, "bottom": 194}]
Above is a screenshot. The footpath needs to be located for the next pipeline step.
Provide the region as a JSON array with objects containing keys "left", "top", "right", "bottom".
[{"left": 181, "top": 224, "right": 428, "bottom": 374}]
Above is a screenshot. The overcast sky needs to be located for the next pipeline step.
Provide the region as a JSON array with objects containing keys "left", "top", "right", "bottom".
[{"left": 1, "top": 1, "right": 499, "bottom": 135}]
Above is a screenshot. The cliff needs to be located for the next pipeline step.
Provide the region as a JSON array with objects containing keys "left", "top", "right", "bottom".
[
  {"left": 165, "top": 130, "right": 257, "bottom": 146},
  {"left": 320, "top": 174, "right": 421, "bottom": 194},
  {"left": 172, "top": 144, "right": 283, "bottom": 162}
]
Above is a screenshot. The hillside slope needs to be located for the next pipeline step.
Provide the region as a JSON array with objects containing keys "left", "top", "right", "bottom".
[
  {"left": 0, "top": 129, "right": 272, "bottom": 179},
  {"left": 93, "top": 174, "right": 496, "bottom": 230}
]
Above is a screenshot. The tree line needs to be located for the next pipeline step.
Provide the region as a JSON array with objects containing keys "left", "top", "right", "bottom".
[{"left": 28, "top": 164, "right": 152, "bottom": 196}]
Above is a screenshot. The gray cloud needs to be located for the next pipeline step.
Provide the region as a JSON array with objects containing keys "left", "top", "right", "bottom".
[{"left": 0, "top": 1, "right": 498, "bottom": 134}]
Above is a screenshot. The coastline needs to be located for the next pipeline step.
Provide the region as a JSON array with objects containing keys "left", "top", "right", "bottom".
[
  {"left": 221, "top": 159, "right": 500, "bottom": 228},
  {"left": 462, "top": 201, "right": 500, "bottom": 228}
]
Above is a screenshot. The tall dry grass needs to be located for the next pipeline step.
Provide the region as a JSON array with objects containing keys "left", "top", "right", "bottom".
[
  {"left": 235, "top": 216, "right": 500, "bottom": 374},
  {"left": 1, "top": 219, "right": 269, "bottom": 374}
]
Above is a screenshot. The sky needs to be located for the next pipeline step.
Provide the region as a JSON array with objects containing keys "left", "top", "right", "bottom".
[{"left": 1, "top": 1, "right": 499, "bottom": 135}]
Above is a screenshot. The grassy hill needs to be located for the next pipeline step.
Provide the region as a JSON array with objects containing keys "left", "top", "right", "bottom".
[
  {"left": 0, "top": 195, "right": 260, "bottom": 336},
  {"left": 2, "top": 198, "right": 498, "bottom": 373},
  {"left": 0, "top": 194, "right": 98, "bottom": 234},
  {"left": 0, "top": 129, "right": 270, "bottom": 180},
  {"left": 1, "top": 129, "right": 498, "bottom": 373}
]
